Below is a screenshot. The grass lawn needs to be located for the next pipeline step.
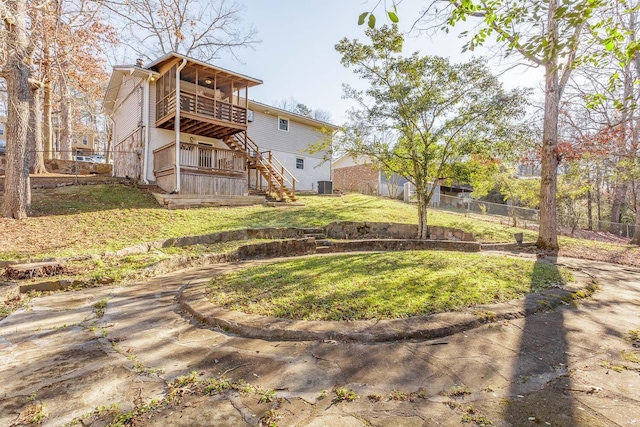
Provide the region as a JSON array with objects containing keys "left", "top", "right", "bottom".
[
  {"left": 207, "top": 251, "right": 572, "bottom": 321},
  {"left": 0, "top": 184, "right": 638, "bottom": 266}
]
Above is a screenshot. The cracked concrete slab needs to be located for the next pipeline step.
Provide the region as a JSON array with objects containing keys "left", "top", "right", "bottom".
[{"left": 0, "top": 254, "right": 639, "bottom": 426}]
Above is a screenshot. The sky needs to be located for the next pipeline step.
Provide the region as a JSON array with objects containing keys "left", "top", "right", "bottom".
[{"left": 207, "top": 0, "right": 545, "bottom": 125}]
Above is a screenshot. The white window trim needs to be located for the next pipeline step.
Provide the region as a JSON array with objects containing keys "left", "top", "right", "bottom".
[
  {"left": 278, "top": 116, "right": 289, "bottom": 132},
  {"left": 296, "top": 157, "right": 304, "bottom": 170}
]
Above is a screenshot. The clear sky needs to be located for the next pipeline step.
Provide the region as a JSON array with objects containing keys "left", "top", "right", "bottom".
[{"left": 199, "top": 1, "right": 543, "bottom": 124}]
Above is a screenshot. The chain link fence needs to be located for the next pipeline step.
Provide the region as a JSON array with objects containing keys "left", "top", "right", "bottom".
[{"left": 404, "top": 182, "right": 637, "bottom": 239}]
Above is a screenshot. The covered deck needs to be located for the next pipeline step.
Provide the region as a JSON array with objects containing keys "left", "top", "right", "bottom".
[
  {"left": 151, "top": 55, "right": 262, "bottom": 140},
  {"left": 153, "top": 141, "right": 248, "bottom": 195}
]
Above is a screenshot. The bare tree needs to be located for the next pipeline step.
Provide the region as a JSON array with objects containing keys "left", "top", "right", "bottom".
[
  {"left": 104, "top": 0, "right": 258, "bottom": 62},
  {"left": 29, "top": 81, "right": 47, "bottom": 173},
  {"left": 276, "top": 97, "right": 333, "bottom": 123},
  {"left": 1, "top": 0, "right": 32, "bottom": 218}
]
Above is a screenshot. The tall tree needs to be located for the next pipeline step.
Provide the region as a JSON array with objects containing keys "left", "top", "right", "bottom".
[
  {"left": 364, "top": 1, "right": 633, "bottom": 249},
  {"left": 423, "top": 0, "right": 606, "bottom": 249},
  {"left": 1, "top": 0, "right": 32, "bottom": 218},
  {"left": 104, "top": 0, "right": 258, "bottom": 62},
  {"left": 335, "top": 25, "right": 529, "bottom": 238},
  {"left": 277, "top": 97, "right": 333, "bottom": 123}
]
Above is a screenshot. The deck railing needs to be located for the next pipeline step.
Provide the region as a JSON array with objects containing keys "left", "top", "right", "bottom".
[
  {"left": 229, "top": 133, "right": 298, "bottom": 199},
  {"left": 156, "top": 89, "right": 247, "bottom": 126},
  {"left": 153, "top": 142, "right": 246, "bottom": 175}
]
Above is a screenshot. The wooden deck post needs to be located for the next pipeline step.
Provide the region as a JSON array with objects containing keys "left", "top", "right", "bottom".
[{"left": 175, "top": 58, "right": 188, "bottom": 193}]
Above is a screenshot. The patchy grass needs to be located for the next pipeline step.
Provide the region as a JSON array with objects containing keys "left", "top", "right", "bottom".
[
  {"left": 0, "top": 185, "right": 524, "bottom": 260},
  {"left": 441, "top": 385, "right": 472, "bottom": 398},
  {"left": 207, "top": 251, "right": 571, "bottom": 321},
  {"left": 621, "top": 350, "right": 640, "bottom": 364},
  {"left": 332, "top": 387, "right": 359, "bottom": 402},
  {"left": 1, "top": 185, "right": 638, "bottom": 265},
  {"left": 15, "top": 239, "right": 268, "bottom": 290}
]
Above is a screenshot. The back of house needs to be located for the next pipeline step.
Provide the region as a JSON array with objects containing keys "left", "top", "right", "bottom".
[{"left": 103, "top": 52, "right": 336, "bottom": 201}]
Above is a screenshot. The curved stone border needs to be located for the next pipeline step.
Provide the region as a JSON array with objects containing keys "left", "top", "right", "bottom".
[
  {"left": 177, "top": 253, "right": 597, "bottom": 343},
  {"left": 1, "top": 221, "right": 476, "bottom": 267}
]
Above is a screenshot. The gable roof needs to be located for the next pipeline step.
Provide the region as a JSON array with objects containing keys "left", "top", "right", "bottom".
[
  {"left": 248, "top": 100, "right": 339, "bottom": 131},
  {"left": 103, "top": 65, "right": 160, "bottom": 115},
  {"left": 145, "top": 52, "right": 263, "bottom": 86}
]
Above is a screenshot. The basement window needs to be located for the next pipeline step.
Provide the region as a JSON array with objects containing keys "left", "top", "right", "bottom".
[
  {"left": 278, "top": 117, "right": 289, "bottom": 132},
  {"left": 296, "top": 158, "right": 304, "bottom": 170}
]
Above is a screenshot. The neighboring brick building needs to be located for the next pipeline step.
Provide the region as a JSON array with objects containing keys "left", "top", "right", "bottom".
[{"left": 332, "top": 154, "right": 407, "bottom": 198}]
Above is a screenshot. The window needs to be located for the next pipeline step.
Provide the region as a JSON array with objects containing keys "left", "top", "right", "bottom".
[
  {"left": 278, "top": 117, "right": 289, "bottom": 132},
  {"left": 296, "top": 158, "right": 304, "bottom": 170},
  {"left": 82, "top": 135, "right": 88, "bottom": 146},
  {"left": 247, "top": 110, "right": 254, "bottom": 122},
  {"left": 0, "top": 123, "right": 4, "bottom": 136}
]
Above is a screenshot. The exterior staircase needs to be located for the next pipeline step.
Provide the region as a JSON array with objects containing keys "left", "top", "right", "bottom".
[{"left": 224, "top": 132, "right": 298, "bottom": 202}]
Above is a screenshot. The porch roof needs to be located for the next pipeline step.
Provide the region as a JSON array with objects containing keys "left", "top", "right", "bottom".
[{"left": 145, "top": 52, "right": 263, "bottom": 87}]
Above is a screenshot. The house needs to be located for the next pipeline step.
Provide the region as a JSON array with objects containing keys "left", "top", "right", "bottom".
[
  {"left": 72, "top": 133, "right": 99, "bottom": 156},
  {"left": 103, "top": 52, "right": 337, "bottom": 201},
  {"left": 333, "top": 153, "right": 473, "bottom": 206},
  {"left": 331, "top": 154, "right": 408, "bottom": 199},
  {"left": 0, "top": 116, "right": 6, "bottom": 155}
]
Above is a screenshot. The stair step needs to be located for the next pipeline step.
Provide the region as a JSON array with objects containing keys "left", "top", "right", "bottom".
[
  {"left": 303, "top": 228, "right": 325, "bottom": 234},
  {"left": 304, "top": 234, "right": 327, "bottom": 239},
  {"left": 315, "top": 246, "right": 334, "bottom": 254}
]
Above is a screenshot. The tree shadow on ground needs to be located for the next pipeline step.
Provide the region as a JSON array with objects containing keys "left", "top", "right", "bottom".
[{"left": 504, "top": 251, "right": 577, "bottom": 426}]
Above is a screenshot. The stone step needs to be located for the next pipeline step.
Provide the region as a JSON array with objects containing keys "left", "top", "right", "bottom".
[
  {"left": 304, "top": 233, "right": 327, "bottom": 240},
  {"left": 302, "top": 228, "right": 325, "bottom": 234},
  {"left": 315, "top": 239, "right": 332, "bottom": 246},
  {"left": 4, "top": 261, "right": 67, "bottom": 280},
  {"left": 315, "top": 246, "right": 333, "bottom": 254}
]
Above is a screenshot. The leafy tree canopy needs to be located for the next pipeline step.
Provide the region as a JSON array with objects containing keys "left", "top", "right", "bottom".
[{"left": 335, "top": 25, "right": 531, "bottom": 238}]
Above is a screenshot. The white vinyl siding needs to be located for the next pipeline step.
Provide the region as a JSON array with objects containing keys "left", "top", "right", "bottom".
[
  {"left": 265, "top": 150, "right": 330, "bottom": 191},
  {"left": 113, "top": 75, "right": 143, "bottom": 145},
  {"left": 248, "top": 109, "right": 328, "bottom": 160},
  {"left": 149, "top": 80, "right": 157, "bottom": 125}
]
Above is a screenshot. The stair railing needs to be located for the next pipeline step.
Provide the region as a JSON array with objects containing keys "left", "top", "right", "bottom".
[{"left": 230, "top": 133, "right": 298, "bottom": 200}]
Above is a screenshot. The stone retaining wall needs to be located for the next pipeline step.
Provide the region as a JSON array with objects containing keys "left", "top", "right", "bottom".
[
  {"left": 319, "top": 239, "right": 481, "bottom": 253},
  {"left": 8, "top": 222, "right": 476, "bottom": 264},
  {"left": 237, "top": 238, "right": 317, "bottom": 259},
  {"left": 324, "top": 221, "right": 475, "bottom": 241},
  {"left": 0, "top": 158, "right": 112, "bottom": 176},
  {"left": 45, "top": 159, "right": 112, "bottom": 175}
]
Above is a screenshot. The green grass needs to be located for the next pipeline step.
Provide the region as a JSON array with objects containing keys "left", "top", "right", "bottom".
[
  {"left": 207, "top": 251, "right": 571, "bottom": 320},
  {"left": 0, "top": 185, "right": 531, "bottom": 260},
  {"left": 1, "top": 184, "right": 637, "bottom": 264},
  {"left": 38, "top": 240, "right": 267, "bottom": 286}
]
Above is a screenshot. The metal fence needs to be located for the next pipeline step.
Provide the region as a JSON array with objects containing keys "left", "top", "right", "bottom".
[{"left": 404, "top": 182, "right": 637, "bottom": 239}]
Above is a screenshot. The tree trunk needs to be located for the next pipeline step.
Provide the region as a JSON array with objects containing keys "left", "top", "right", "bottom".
[
  {"left": 416, "top": 188, "right": 429, "bottom": 239},
  {"left": 59, "top": 78, "right": 73, "bottom": 160},
  {"left": 536, "top": 60, "right": 560, "bottom": 250},
  {"left": 596, "top": 164, "right": 603, "bottom": 230},
  {"left": 43, "top": 81, "right": 53, "bottom": 160},
  {"left": 631, "top": 185, "right": 640, "bottom": 244},
  {"left": 610, "top": 184, "right": 627, "bottom": 235},
  {"left": 2, "top": 0, "right": 31, "bottom": 219},
  {"left": 29, "top": 83, "right": 47, "bottom": 174},
  {"left": 587, "top": 189, "right": 593, "bottom": 231}
]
